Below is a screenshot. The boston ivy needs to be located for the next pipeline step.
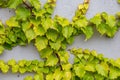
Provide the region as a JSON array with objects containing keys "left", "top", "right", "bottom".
[{"left": 0, "top": 0, "right": 120, "bottom": 80}]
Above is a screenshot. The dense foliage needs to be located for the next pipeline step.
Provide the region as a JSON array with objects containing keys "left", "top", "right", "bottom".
[{"left": 0, "top": 0, "right": 120, "bottom": 80}]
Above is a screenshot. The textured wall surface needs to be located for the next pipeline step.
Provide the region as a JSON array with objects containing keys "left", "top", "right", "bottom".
[{"left": 0, "top": 0, "right": 120, "bottom": 79}]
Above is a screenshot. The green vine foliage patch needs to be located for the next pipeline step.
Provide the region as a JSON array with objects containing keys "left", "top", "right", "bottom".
[{"left": 0, "top": 0, "right": 120, "bottom": 80}]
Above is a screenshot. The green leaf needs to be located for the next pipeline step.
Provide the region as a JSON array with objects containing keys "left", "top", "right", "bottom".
[
  {"left": 109, "top": 67, "right": 120, "bottom": 79},
  {"left": 19, "top": 67, "right": 26, "bottom": 74},
  {"left": 90, "top": 13, "right": 102, "bottom": 26},
  {"left": 94, "top": 74, "right": 105, "bottom": 80},
  {"left": 41, "top": 18, "right": 53, "bottom": 31},
  {"left": 74, "top": 17, "right": 88, "bottom": 28},
  {"left": 8, "top": 59, "right": 16, "bottom": 66},
  {"left": 74, "top": 64, "right": 86, "bottom": 78},
  {"left": 106, "top": 26, "right": 118, "bottom": 38},
  {"left": 83, "top": 73, "right": 94, "bottom": 80},
  {"left": 25, "top": 28, "right": 36, "bottom": 43},
  {"left": 7, "top": 0, "right": 22, "bottom": 9},
  {"left": 66, "top": 36, "right": 74, "bottom": 44},
  {"left": 46, "top": 55, "right": 58, "bottom": 66},
  {"left": 34, "top": 73, "right": 44, "bottom": 80},
  {"left": 0, "top": 45, "right": 4, "bottom": 54},
  {"left": 54, "top": 16, "right": 70, "bottom": 27},
  {"left": 62, "top": 26, "right": 74, "bottom": 39},
  {"left": 101, "top": 12, "right": 108, "bottom": 20},
  {"left": 97, "top": 23, "right": 107, "bottom": 35},
  {"left": 49, "top": 41, "right": 61, "bottom": 51},
  {"left": 84, "top": 63, "right": 95, "bottom": 72},
  {"left": 46, "top": 73, "right": 54, "bottom": 80},
  {"left": 46, "top": 29, "right": 58, "bottom": 42},
  {"left": 6, "top": 16, "right": 19, "bottom": 27},
  {"left": 53, "top": 68, "right": 63, "bottom": 80},
  {"left": 81, "top": 26, "right": 93, "bottom": 40},
  {"left": 62, "top": 63, "right": 72, "bottom": 71},
  {"left": 12, "top": 65, "right": 19, "bottom": 73},
  {"left": 33, "top": 9, "right": 46, "bottom": 19},
  {"left": 1, "top": 64, "right": 9, "bottom": 73},
  {"left": 58, "top": 51, "right": 69, "bottom": 63},
  {"left": 18, "top": 60, "right": 26, "bottom": 67},
  {"left": 0, "top": 21, "right": 5, "bottom": 34},
  {"left": 35, "top": 36, "right": 48, "bottom": 51},
  {"left": 28, "top": 0, "right": 41, "bottom": 10},
  {"left": 40, "top": 47, "right": 53, "bottom": 58},
  {"left": 95, "top": 62, "right": 109, "bottom": 77},
  {"left": 33, "top": 26, "right": 46, "bottom": 36},
  {"left": 8, "top": 31, "right": 17, "bottom": 42},
  {"left": 63, "top": 71, "right": 72, "bottom": 80},
  {"left": 118, "top": 0, "right": 120, "bottom": 4},
  {"left": 24, "top": 76, "right": 33, "bottom": 80},
  {"left": 106, "top": 15, "right": 116, "bottom": 27},
  {"left": 22, "top": 21, "right": 31, "bottom": 32},
  {"left": 15, "top": 7, "right": 31, "bottom": 20}
]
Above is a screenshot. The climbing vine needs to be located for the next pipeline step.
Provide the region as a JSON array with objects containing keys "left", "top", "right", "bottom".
[{"left": 0, "top": 0, "right": 120, "bottom": 80}]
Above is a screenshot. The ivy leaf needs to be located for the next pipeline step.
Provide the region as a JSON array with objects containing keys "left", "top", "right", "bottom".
[
  {"left": 8, "top": 31, "right": 17, "bottom": 42},
  {"left": 62, "top": 63, "right": 72, "bottom": 71},
  {"left": 74, "top": 64, "right": 86, "bottom": 78},
  {"left": 18, "top": 60, "right": 26, "bottom": 67},
  {"left": 1, "top": 64, "right": 9, "bottom": 73},
  {"left": 74, "top": 17, "right": 88, "bottom": 28},
  {"left": 46, "top": 29, "right": 58, "bottom": 42},
  {"left": 8, "top": 59, "right": 16, "bottom": 66},
  {"left": 7, "top": 0, "right": 22, "bottom": 9},
  {"left": 62, "top": 26, "right": 74, "bottom": 39},
  {"left": 109, "top": 67, "right": 120, "bottom": 79},
  {"left": 25, "top": 28, "right": 36, "bottom": 43},
  {"left": 24, "top": 76, "right": 33, "bottom": 80},
  {"left": 28, "top": 0, "right": 41, "bottom": 10},
  {"left": 19, "top": 67, "right": 26, "bottom": 74},
  {"left": 94, "top": 74, "right": 105, "bottom": 80},
  {"left": 66, "top": 36, "right": 74, "bottom": 44},
  {"left": 106, "top": 15, "right": 116, "bottom": 27},
  {"left": 22, "top": 21, "right": 31, "bottom": 32},
  {"left": 35, "top": 36, "right": 48, "bottom": 51},
  {"left": 106, "top": 26, "right": 118, "bottom": 38},
  {"left": 54, "top": 16, "right": 70, "bottom": 27},
  {"left": 58, "top": 51, "right": 69, "bottom": 63},
  {"left": 46, "top": 73, "right": 54, "bottom": 80},
  {"left": 46, "top": 55, "right": 58, "bottom": 66},
  {"left": 40, "top": 47, "right": 53, "bottom": 58},
  {"left": 15, "top": 7, "right": 31, "bottom": 20},
  {"left": 0, "top": 45, "right": 4, "bottom": 54},
  {"left": 41, "top": 18, "right": 53, "bottom": 31},
  {"left": 95, "top": 62, "right": 109, "bottom": 77},
  {"left": 63, "top": 71, "right": 72, "bottom": 80},
  {"left": 97, "top": 23, "right": 107, "bottom": 35},
  {"left": 53, "top": 68, "right": 63, "bottom": 80},
  {"left": 33, "top": 9, "right": 46, "bottom": 19},
  {"left": 34, "top": 73, "right": 44, "bottom": 80},
  {"left": 101, "top": 12, "right": 108, "bottom": 20},
  {"left": 6, "top": 16, "right": 19, "bottom": 27},
  {"left": 49, "top": 41, "right": 61, "bottom": 51},
  {"left": 81, "top": 26, "right": 93, "bottom": 40},
  {"left": 0, "top": 21, "right": 5, "bottom": 34},
  {"left": 84, "top": 63, "right": 95, "bottom": 72},
  {"left": 33, "top": 26, "right": 46, "bottom": 36},
  {"left": 83, "top": 73, "right": 94, "bottom": 80},
  {"left": 90, "top": 13, "right": 102, "bottom": 26},
  {"left": 12, "top": 65, "right": 19, "bottom": 73}
]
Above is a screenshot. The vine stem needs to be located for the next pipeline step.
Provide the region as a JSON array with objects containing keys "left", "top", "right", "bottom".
[
  {"left": 55, "top": 53, "right": 63, "bottom": 70},
  {"left": 23, "top": 1, "right": 32, "bottom": 12}
]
